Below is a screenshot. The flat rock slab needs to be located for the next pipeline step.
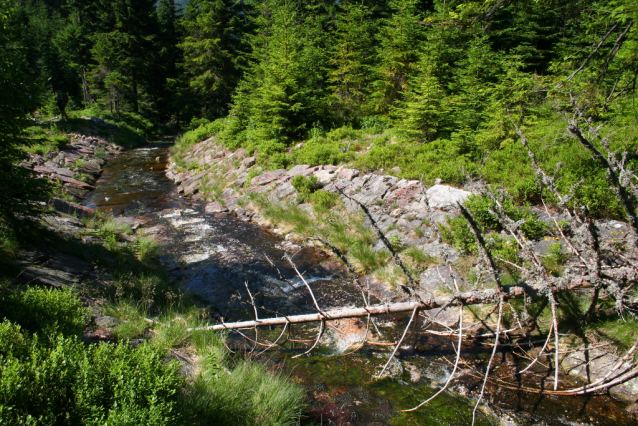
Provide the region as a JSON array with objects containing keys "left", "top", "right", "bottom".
[
  {"left": 314, "top": 169, "right": 336, "bottom": 184},
  {"left": 419, "top": 265, "right": 454, "bottom": 294},
  {"left": 426, "top": 185, "right": 471, "bottom": 211},
  {"left": 358, "top": 275, "right": 397, "bottom": 303},
  {"left": 251, "top": 169, "right": 287, "bottom": 186},
  {"left": 337, "top": 168, "right": 359, "bottom": 180},
  {"left": 287, "top": 164, "right": 311, "bottom": 177},
  {"left": 421, "top": 304, "right": 460, "bottom": 328},
  {"left": 113, "top": 216, "right": 143, "bottom": 230},
  {"left": 49, "top": 197, "right": 95, "bottom": 218},
  {"left": 204, "top": 201, "right": 229, "bottom": 214},
  {"left": 94, "top": 315, "right": 120, "bottom": 328},
  {"left": 54, "top": 174, "right": 94, "bottom": 189},
  {"left": 17, "top": 251, "right": 95, "bottom": 288}
]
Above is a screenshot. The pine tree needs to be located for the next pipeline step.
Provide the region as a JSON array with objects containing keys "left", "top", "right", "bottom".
[
  {"left": 0, "top": 2, "right": 50, "bottom": 222},
  {"left": 180, "top": 0, "right": 248, "bottom": 119},
  {"left": 395, "top": 54, "right": 447, "bottom": 141},
  {"left": 89, "top": 0, "right": 159, "bottom": 114},
  {"left": 223, "top": 0, "right": 329, "bottom": 150},
  {"left": 368, "top": 0, "right": 425, "bottom": 115},
  {"left": 54, "top": 15, "right": 94, "bottom": 104},
  {"left": 327, "top": 1, "right": 378, "bottom": 123},
  {"left": 153, "top": 0, "right": 182, "bottom": 122}
]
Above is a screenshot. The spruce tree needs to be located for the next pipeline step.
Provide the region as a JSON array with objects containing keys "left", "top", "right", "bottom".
[
  {"left": 395, "top": 54, "right": 447, "bottom": 142},
  {"left": 0, "top": 2, "right": 50, "bottom": 222},
  {"left": 368, "top": 0, "right": 425, "bottom": 115},
  {"left": 89, "top": 0, "right": 159, "bottom": 114},
  {"left": 328, "top": 1, "right": 378, "bottom": 123},
  {"left": 223, "top": 0, "right": 328, "bottom": 152},
  {"left": 180, "top": 0, "right": 248, "bottom": 119}
]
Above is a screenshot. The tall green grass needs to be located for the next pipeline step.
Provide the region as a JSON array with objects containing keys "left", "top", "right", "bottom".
[{"left": 182, "top": 359, "right": 304, "bottom": 426}]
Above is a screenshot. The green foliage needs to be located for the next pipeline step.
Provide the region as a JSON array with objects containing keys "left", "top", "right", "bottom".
[
  {"left": 542, "top": 240, "right": 568, "bottom": 276},
  {"left": 181, "top": 358, "right": 304, "bottom": 426},
  {"left": 328, "top": 2, "right": 377, "bottom": 122},
  {"left": 0, "top": 325, "right": 182, "bottom": 426},
  {"left": 0, "top": 2, "right": 51, "bottom": 223},
  {"left": 388, "top": 233, "right": 404, "bottom": 251},
  {"left": 486, "top": 233, "right": 520, "bottom": 267},
  {"left": 291, "top": 140, "right": 355, "bottom": 166},
  {"left": 0, "top": 287, "right": 86, "bottom": 337},
  {"left": 180, "top": 0, "right": 249, "bottom": 120},
  {"left": 134, "top": 235, "right": 162, "bottom": 264},
  {"left": 403, "top": 246, "right": 438, "bottom": 275},
  {"left": 291, "top": 174, "right": 320, "bottom": 194},
  {"left": 348, "top": 243, "right": 390, "bottom": 275},
  {"left": 172, "top": 119, "right": 226, "bottom": 168},
  {"left": 354, "top": 138, "right": 478, "bottom": 184},
  {"left": 439, "top": 193, "right": 547, "bottom": 255},
  {"left": 463, "top": 194, "right": 548, "bottom": 239},
  {"left": 309, "top": 189, "right": 338, "bottom": 211},
  {"left": 105, "top": 301, "right": 150, "bottom": 340},
  {"left": 439, "top": 216, "right": 476, "bottom": 254}
]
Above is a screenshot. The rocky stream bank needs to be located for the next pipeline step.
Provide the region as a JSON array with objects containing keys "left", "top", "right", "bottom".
[
  {"left": 11, "top": 129, "right": 638, "bottom": 425},
  {"left": 166, "top": 136, "right": 638, "bottom": 412}
]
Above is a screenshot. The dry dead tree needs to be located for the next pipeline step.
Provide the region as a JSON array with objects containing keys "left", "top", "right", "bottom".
[{"left": 188, "top": 276, "right": 601, "bottom": 331}]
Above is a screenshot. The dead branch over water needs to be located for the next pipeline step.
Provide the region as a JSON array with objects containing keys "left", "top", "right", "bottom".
[{"left": 189, "top": 278, "right": 597, "bottom": 331}]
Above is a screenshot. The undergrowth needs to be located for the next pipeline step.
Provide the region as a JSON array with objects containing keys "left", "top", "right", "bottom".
[{"left": 0, "top": 213, "right": 305, "bottom": 425}]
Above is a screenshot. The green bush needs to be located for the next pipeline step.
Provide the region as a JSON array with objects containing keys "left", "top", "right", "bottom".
[
  {"left": 486, "top": 233, "right": 520, "bottom": 266},
  {"left": 0, "top": 323, "right": 183, "bottom": 426},
  {"left": 463, "top": 193, "right": 548, "bottom": 239},
  {"left": 291, "top": 141, "right": 354, "bottom": 166},
  {"left": 291, "top": 175, "right": 321, "bottom": 194},
  {"left": 439, "top": 217, "right": 476, "bottom": 254},
  {"left": 0, "top": 287, "right": 87, "bottom": 337},
  {"left": 309, "top": 190, "right": 338, "bottom": 210}
]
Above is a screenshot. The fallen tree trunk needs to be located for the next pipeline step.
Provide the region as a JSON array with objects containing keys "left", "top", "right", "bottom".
[{"left": 191, "top": 278, "right": 596, "bottom": 331}]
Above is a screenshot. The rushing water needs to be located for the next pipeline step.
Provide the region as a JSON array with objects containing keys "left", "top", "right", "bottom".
[{"left": 83, "top": 144, "right": 638, "bottom": 426}]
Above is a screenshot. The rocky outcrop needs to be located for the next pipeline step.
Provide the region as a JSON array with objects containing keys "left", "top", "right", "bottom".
[
  {"left": 21, "top": 132, "right": 122, "bottom": 202},
  {"left": 165, "top": 138, "right": 472, "bottom": 296},
  {"left": 426, "top": 184, "right": 471, "bottom": 211}
]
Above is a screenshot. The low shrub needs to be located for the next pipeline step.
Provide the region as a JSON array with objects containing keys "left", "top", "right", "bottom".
[
  {"left": 0, "top": 287, "right": 87, "bottom": 337},
  {"left": 0, "top": 322, "right": 182, "bottom": 426},
  {"left": 439, "top": 193, "right": 548, "bottom": 254},
  {"left": 291, "top": 175, "right": 321, "bottom": 194},
  {"left": 290, "top": 140, "right": 354, "bottom": 166},
  {"left": 309, "top": 189, "right": 338, "bottom": 210}
]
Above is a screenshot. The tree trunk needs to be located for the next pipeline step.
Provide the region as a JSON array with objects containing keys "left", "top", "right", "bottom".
[{"left": 191, "top": 278, "right": 595, "bottom": 331}]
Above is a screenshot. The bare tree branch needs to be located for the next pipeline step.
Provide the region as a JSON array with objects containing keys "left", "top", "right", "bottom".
[
  {"left": 403, "top": 304, "right": 464, "bottom": 412},
  {"left": 378, "top": 306, "right": 419, "bottom": 377},
  {"left": 565, "top": 22, "right": 621, "bottom": 82},
  {"left": 472, "top": 297, "right": 504, "bottom": 426}
]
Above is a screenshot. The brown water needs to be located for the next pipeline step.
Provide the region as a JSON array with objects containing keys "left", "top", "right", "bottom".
[{"left": 83, "top": 144, "right": 638, "bottom": 426}]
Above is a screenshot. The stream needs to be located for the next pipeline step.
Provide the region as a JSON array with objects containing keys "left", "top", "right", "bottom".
[{"left": 82, "top": 144, "right": 637, "bottom": 426}]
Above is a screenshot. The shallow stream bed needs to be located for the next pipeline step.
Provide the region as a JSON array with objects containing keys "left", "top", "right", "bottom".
[{"left": 82, "top": 144, "right": 637, "bottom": 426}]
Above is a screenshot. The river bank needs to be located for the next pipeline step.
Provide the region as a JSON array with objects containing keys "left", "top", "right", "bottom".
[
  {"left": 10, "top": 131, "right": 638, "bottom": 424},
  {"left": 164, "top": 134, "right": 638, "bottom": 418}
]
